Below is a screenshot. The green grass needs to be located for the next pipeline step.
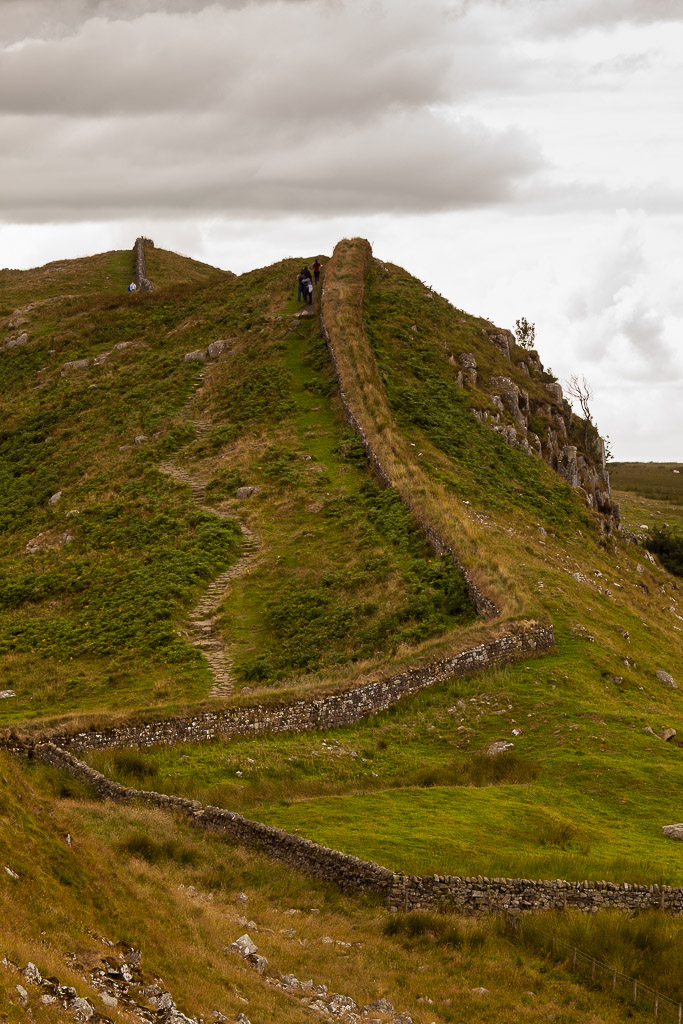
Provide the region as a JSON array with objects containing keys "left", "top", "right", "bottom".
[
  {"left": 190, "top": 279, "right": 475, "bottom": 687},
  {"left": 0, "top": 249, "right": 477, "bottom": 720},
  {"left": 363, "top": 262, "right": 590, "bottom": 532},
  {"left": 0, "top": 255, "right": 250, "bottom": 720},
  {"left": 0, "top": 748, "right": 637, "bottom": 1024},
  {"left": 610, "top": 462, "right": 683, "bottom": 504}
]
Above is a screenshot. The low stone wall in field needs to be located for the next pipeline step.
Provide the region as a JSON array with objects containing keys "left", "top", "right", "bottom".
[
  {"left": 31, "top": 622, "right": 553, "bottom": 752},
  {"left": 27, "top": 741, "right": 683, "bottom": 917}
]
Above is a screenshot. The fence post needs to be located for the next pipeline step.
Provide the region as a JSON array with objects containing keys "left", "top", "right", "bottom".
[
  {"left": 552, "top": 936, "right": 556, "bottom": 957},
  {"left": 677, "top": 1002, "right": 681, "bottom": 1024},
  {"left": 572, "top": 948, "right": 577, "bottom": 970},
  {"left": 591, "top": 959, "right": 596, "bottom": 982},
  {"left": 612, "top": 969, "right": 616, "bottom": 992},
  {"left": 633, "top": 980, "right": 638, "bottom": 1003},
  {"left": 654, "top": 993, "right": 658, "bottom": 1019}
]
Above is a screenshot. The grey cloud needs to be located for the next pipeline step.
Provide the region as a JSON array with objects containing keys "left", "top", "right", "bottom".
[
  {"left": 1, "top": 108, "right": 540, "bottom": 221},
  {"left": 0, "top": 0, "right": 544, "bottom": 221},
  {"left": 524, "top": 0, "right": 683, "bottom": 32},
  {"left": 565, "top": 222, "right": 678, "bottom": 382},
  {"left": 0, "top": 0, "right": 309, "bottom": 45},
  {"left": 0, "top": 4, "right": 457, "bottom": 118}
]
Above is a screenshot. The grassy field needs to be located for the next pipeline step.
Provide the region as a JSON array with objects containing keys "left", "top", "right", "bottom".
[
  {"left": 3, "top": 747, "right": 647, "bottom": 1024},
  {"left": 610, "top": 462, "right": 683, "bottom": 504},
  {"left": 0, "top": 247, "right": 477, "bottom": 725},
  {"left": 87, "top": 242, "right": 683, "bottom": 892},
  {"left": 4, "top": 240, "right": 683, "bottom": 1021}
]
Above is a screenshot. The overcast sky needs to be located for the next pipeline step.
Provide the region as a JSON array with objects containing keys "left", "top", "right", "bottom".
[{"left": 2, "top": 0, "right": 682, "bottom": 460}]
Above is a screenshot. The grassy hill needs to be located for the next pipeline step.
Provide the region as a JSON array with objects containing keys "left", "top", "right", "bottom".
[{"left": 1, "top": 239, "right": 683, "bottom": 1021}]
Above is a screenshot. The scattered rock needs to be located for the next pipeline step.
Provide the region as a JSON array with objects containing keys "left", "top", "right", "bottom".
[
  {"left": 486, "top": 740, "right": 514, "bottom": 756},
  {"left": 235, "top": 1015, "right": 251, "bottom": 1024},
  {"left": 25, "top": 529, "right": 73, "bottom": 554},
  {"left": 660, "top": 728, "right": 677, "bottom": 742},
  {"left": 71, "top": 995, "right": 95, "bottom": 1020},
  {"left": 247, "top": 954, "right": 268, "bottom": 975},
  {"left": 235, "top": 486, "right": 261, "bottom": 499},
  {"left": 15, "top": 984, "right": 28, "bottom": 1007},
  {"left": 4, "top": 865, "right": 19, "bottom": 879},
  {"left": 134, "top": 434, "right": 147, "bottom": 445},
  {"left": 61, "top": 358, "right": 90, "bottom": 373},
  {"left": 208, "top": 339, "right": 227, "bottom": 359},
  {"left": 662, "top": 824, "right": 683, "bottom": 840},
  {"left": 230, "top": 934, "right": 258, "bottom": 958},
  {"left": 656, "top": 670, "right": 677, "bottom": 689},
  {"left": 0, "top": 691, "right": 16, "bottom": 699},
  {"left": 362, "top": 998, "right": 394, "bottom": 1015},
  {"left": 48, "top": 490, "right": 62, "bottom": 505},
  {"left": 470, "top": 987, "right": 489, "bottom": 996},
  {"left": 237, "top": 892, "right": 249, "bottom": 905},
  {"left": 184, "top": 349, "right": 207, "bottom": 362},
  {"left": 6, "top": 332, "right": 29, "bottom": 349},
  {"left": 23, "top": 963, "right": 42, "bottom": 985}
]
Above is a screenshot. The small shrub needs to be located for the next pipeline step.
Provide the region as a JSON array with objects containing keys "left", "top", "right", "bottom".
[
  {"left": 537, "top": 818, "right": 577, "bottom": 850},
  {"left": 112, "top": 750, "right": 158, "bottom": 782},
  {"left": 466, "top": 750, "right": 538, "bottom": 787},
  {"left": 119, "top": 832, "right": 199, "bottom": 865},
  {"left": 645, "top": 526, "right": 683, "bottom": 578}
]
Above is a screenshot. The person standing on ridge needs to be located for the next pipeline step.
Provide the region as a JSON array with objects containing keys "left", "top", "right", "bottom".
[
  {"left": 128, "top": 281, "right": 137, "bottom": 293},
  {"left": 297, "top": 270, "right": 307, "bottom": 303},
  {"left": 313, "top": 259, "right": 322, "bottom": 284},
  {"left": 301, "top": 265, "right": 313, "bottom": 304}
]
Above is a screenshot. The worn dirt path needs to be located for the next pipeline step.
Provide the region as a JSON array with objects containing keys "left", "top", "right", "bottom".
[{"left": 159, "top": 380, "right": 258, "bottom": 699}]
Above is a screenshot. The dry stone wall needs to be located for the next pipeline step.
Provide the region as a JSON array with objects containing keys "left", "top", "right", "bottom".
[
  {"left": 133, "top": 237, "right": 154, "bottom": 292},
  {"left": 24, "top": 741, "right": 683, "bottom": 918},
  {"left": 24, "top": 622, "right": 553, "bottom": 752},
  {"left": 319, "top": 243, "right": 498, "bottom": 619}
]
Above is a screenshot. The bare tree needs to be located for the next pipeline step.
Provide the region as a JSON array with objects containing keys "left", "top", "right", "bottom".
[{"left": 565, "top": 374, "right": 595, "bottom": 453}]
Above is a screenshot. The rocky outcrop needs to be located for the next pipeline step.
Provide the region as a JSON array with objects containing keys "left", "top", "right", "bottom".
[{"left": 475, "top": 338, "right": 618, "bottom": 534}]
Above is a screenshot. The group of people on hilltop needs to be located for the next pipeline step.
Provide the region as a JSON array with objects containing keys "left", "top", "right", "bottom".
[{"left": 297, "top": 259, "right": 322, "bottom": 304}]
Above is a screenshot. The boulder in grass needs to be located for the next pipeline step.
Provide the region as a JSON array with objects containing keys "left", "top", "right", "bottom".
[
  {"left": 487, "top": 740, "right": 514, "bottom": 756},
  {"left": 6, "top": 333, "right": 28, "bottom": 349},
  {"left": 208, "top": 339, "right": 227, "bottom": 359},
  {"left": 662, "top": 824, "right": 683, "bottom": 840},
  {"left": 235, "top": 486, "right": 261, "bottom": 499},
  {"left": 660, "top": 728, "right": 677, "bottom": 742},
  {"left": 184, "top": 349, "right": 207, "bottom": 362},
  {"left": 230, "top": 934, "right": 257, "bottom": 958},
  {"left": 247, "top": 953, "right": 268, "bottom": 975},
  {"left": 656, "top": 670, "right": 678, "bottom": 689}
]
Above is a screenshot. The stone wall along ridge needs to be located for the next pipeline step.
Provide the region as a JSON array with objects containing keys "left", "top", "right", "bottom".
[
  {"left": 25, "top": 740, "right": 683, "bottom": 918},
  {"left": 319, "top": 239, "right": 498, "bottom": 619},
  {"left": 133, "top": 237, "right": 155, "bottom": 292},
  {"left": 19, "top": 622, "right": 553, "bottom": 752}
]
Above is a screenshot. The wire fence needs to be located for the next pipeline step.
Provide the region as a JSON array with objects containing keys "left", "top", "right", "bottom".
[{"left": 504, "top": 911, "right": 683, "bottom": 1022}]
